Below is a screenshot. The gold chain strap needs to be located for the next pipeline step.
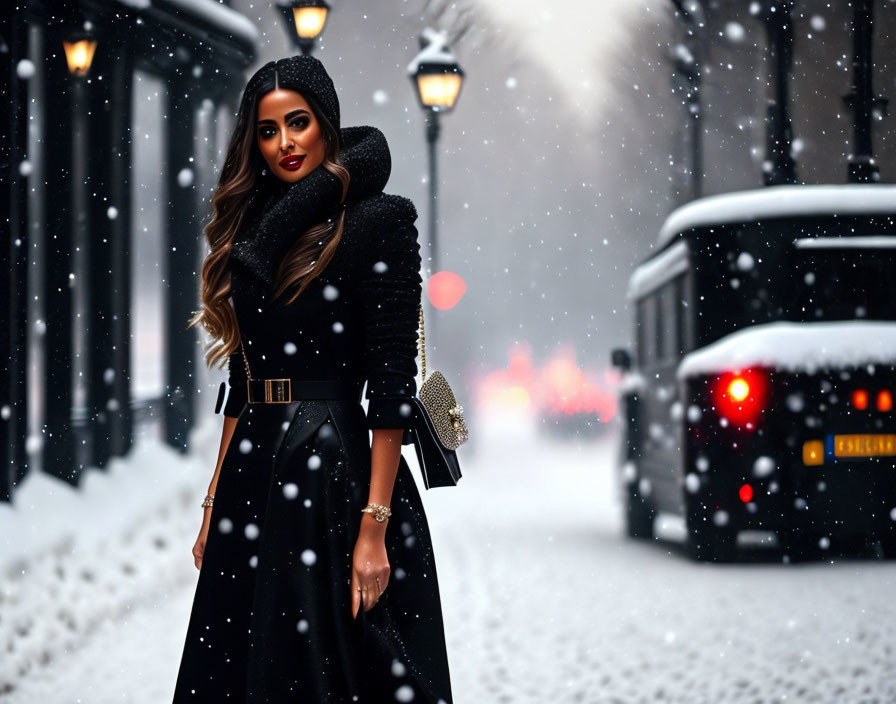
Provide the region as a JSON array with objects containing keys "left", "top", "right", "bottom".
[
  {"left": 240, "top": 338, "right": 253, "bottom": 381},
  {"left": 418, "top": 302, "right": 427, "bottom": 382}
]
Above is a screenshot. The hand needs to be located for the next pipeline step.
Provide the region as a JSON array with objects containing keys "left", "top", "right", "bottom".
[
  {"left": 192, "top": 510, "right": 212, "bottom": 570},
  {"left": 350, "top": 518, "right": 390, "bottom": 620}
]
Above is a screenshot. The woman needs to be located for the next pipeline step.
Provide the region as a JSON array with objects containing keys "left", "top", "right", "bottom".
[{"left": 173, "top": 55, "right": 453, "bottom": 704}]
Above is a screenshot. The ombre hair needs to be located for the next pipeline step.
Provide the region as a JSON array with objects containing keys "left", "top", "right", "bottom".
[{"left": 188, "top": 79, "right": 349, "bottom": 372}]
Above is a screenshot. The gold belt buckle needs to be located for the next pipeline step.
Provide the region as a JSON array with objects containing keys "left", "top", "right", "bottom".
[{"left": 264, "top": 378, "right": 292, "bottom": 403}]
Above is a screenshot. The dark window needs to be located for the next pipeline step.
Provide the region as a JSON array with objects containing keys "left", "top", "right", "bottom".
[
  {"left": 651, "top": 275, "right": 689, "bottom": 363},
  {"left": 658, "top": 281, "right": 677, "bottom": 361},
  {"left": 790, "top": 249, "right": 896, "bottom": 322},
  {"left": 636, "top": 296, "right": 657, "bottom": 367},
  {"left": 674, "top": 274, "right": 688, "bottom": 356},
  {"left": 637, "top": 273, "right": 692, "bottom": 367}
]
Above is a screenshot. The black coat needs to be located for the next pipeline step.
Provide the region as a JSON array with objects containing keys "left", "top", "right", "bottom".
[
  {"left": 174, "top": 125, "right": 453, "bottom": 703},
  {"left": 220, "top": 124, "right": 422, "bottom": 431}
]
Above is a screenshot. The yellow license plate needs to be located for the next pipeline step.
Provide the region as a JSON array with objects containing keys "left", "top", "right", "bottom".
[{"left": 833, "top": 433, "right": 896, "bottom": 458}]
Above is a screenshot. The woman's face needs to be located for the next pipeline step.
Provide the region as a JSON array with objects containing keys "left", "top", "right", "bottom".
[{"left": 256, "top": 88, "right": 326, "bottom": 183}]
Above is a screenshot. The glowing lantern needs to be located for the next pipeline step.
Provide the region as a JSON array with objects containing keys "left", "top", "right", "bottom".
[
  {"left": 276, "top": 0, "right": 330, "bottom": 55},
  {"left": 62, "top": 28, "right": 98, "bottom": 78},
  {"left": 293, "top": 3, "right": 328, "bottom": 40}
]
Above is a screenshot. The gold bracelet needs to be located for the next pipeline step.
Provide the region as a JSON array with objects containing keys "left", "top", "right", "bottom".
[
  {"left": 360, "top": 502, "right": 391, "bottom": 522},
  {"left": 201, "top": 493, "right": 215, "bottom": 508}
]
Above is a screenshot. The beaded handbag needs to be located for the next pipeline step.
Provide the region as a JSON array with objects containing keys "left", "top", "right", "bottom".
[
  {"left": 406, "top": 302, "right": 467, "bottom": 489},
  {"left": 417, "top": 303, "right": 469, "bottom": 448}
]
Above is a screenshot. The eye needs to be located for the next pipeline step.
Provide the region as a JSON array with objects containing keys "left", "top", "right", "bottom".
[
  {"left": 258, "top": 126, "right": 276, "bottom": 139},
  {"left": 290, "top": 117, "right": 309, "bottom": 129}
]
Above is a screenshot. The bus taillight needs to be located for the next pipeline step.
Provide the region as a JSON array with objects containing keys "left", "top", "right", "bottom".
[
  {"left": 852, "top": 389, "right": 869, "bottom": 410},
  {"left": 877, "top": 390, "right": 893, "bottom": 412},
  {"left": 713, "top": 369, "right": 766, "bottom": 426}
]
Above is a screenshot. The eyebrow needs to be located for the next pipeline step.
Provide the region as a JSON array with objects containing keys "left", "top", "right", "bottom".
[{"left": 257, "top": 108, "right": 309, "bottom": 125}]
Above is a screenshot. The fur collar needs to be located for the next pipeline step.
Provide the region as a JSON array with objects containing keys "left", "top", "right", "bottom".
[{"left": 229, "top": 125, "right": 394, "bottom": 290}]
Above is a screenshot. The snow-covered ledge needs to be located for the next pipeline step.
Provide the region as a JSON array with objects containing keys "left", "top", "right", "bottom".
[
  {"left": 117, "top": 0, "right": 260, "bottom": 47},
  {"left": 677, "top": 320, "right": 896, "bottom": 379}
]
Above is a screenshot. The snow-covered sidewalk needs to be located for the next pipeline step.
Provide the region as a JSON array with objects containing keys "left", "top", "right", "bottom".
[
  {"left": 0, "top": 419, "right": 226, "bottom": 702},
  {"left": 2, "top": 411, "right": 896, "bottom": 703}
]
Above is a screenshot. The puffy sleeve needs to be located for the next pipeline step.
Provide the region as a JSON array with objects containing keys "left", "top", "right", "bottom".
[
  {"left": 221, "top": 347, "right": 248, "bottom": 418},
  {"left": 359, "top": 221, "right": 423, "bottom": 429}
]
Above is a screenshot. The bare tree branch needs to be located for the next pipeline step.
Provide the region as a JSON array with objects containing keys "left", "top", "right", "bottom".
[{"left": 417, "top": 0, "right": 476, "bottom": 48}]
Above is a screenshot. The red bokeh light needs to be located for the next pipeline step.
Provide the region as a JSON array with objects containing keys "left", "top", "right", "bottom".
[
  {"left": 426, "top": 271, "right": 466, "bottom": 310},
  {"left": 852, "top": 389, "right": 869, "bottom": 410},
  {"left": 739, "top": 483, "right": 754, "bottom": 503},
  {"left": 877, "top": 390, "right": 893, "bottom": 412},
  {"left": 473, "top": 343, "right": 618, "bottom": 423}
]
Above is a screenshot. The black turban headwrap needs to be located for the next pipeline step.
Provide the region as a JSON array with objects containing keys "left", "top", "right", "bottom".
[{"left": 242, "top": 54, "right": 342, "bottom": 148}]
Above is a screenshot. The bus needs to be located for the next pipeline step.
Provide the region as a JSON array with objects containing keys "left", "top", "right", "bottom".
[{"left": 612, "top": 184, "right": 896, "bottom": 561}]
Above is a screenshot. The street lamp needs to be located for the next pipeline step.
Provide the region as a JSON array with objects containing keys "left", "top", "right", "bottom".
[
  {"left": 62, "top": 24, "right": 98, "bottom": 77},
  {"left": 407, "top": 27, "right": 464, "bottom": 276},
  {"left": 276, "top": 0, "right": 331, "bottom": 55}
]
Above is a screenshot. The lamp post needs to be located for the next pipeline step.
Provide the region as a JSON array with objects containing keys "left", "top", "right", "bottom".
[
  {"left": 754, "top": 0, "right": 798, "bottom": 186},
  {"left": 843, "top": 0, "right": 887, "bottom": 183},
  {"left": 44, "top": 17, "right": 100, "bottom": 481},
  {"left": 407, "top": 27, "right": 464, "bottom": 277},
  {"left": 669, "top": 0, "right": 705, "bottom": 203},
  {"left": 276, "top": 0, "right": 330, "bottom": 55}
]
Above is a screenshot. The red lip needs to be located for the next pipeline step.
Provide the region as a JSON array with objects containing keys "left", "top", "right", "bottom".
[{"left": 279, "top": 154, "right": 306, "bottom": 170}]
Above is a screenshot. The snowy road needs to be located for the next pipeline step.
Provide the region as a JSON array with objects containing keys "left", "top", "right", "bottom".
[{"left": 3, "top": 412, "right": 896, "bottom": 703}]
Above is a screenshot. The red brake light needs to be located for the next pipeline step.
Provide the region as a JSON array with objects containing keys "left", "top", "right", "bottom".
[
  {"left": 852, "top": 389, "right": 869, "bottom": 410},
  {"left": 713, "top": 369, "right": 766, "bottom": 425},
  {"left": 877, "top": 390, "right": 893, "bottom": 412}
]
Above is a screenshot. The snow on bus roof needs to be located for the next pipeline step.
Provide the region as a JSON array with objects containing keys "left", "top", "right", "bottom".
[
  {"left": 628, "top": 240, "right": 689, "bottom": 300},
  {"left": 658, "top": 184, "right": 896, "bottom": 249},
  {"left": 677, "top": 320, "right": 896, "bottom": 379}
]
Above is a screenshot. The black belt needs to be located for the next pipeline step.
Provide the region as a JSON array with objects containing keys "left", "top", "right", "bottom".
[{"left": 246, "top": 377, "right": 360, "bottom": 404}]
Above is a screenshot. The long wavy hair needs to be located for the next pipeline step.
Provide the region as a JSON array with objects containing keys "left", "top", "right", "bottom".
[{"left": 188, "top": 77, "right": 350, "bottom": 372}]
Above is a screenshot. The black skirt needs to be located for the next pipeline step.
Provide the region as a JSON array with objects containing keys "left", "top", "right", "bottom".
[{"left": 172, "top": 398, "right": 453, "bottom": 703}]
